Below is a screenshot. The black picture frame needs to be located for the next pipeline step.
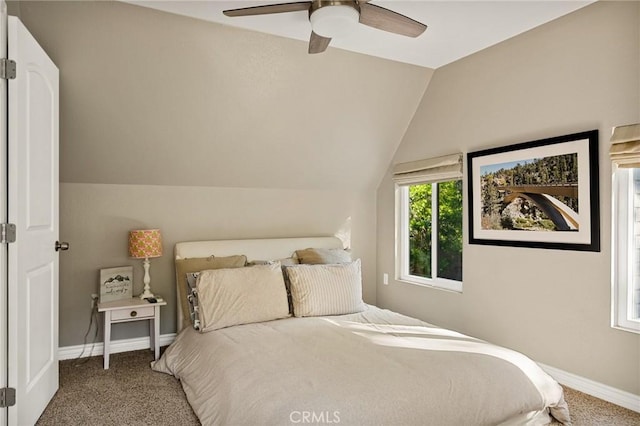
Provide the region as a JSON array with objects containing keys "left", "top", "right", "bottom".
[{"left": 467, "top": 130, "right": 600, "bottom": 252}]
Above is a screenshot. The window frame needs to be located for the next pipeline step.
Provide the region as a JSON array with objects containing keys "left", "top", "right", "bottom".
[
  {"left": 395, "top": 179, "right": 463, "bottom": 293},
  {"left": 612, "top": 167, "right": 640, "bottom": 334}
]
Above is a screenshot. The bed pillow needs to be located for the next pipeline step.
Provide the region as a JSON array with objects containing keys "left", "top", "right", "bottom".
[
  {"left": 247, "top": 257, "right": 299, "bottom": 314},
  {"left": 286, "top": 259, "right": 365, "bottom": 317},
  {"left": 175, "top": 255, "right": 247, "bottom": 330},
  {"left": 186, "top": 272, "right": 202, "bottom": 330},
  {"left": 247, "top": 257, "right": 298, "bottom": 267},
  {"left": 196, "top": 262, "right": 290, "bottom": 332},
  {"left": 295, "top": 247, "right": 352, "bottom": 265}
]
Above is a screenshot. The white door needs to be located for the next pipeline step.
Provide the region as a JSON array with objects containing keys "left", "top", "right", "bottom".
[{"left": 7, "top": 16, "right": 59, "bottom": 426}]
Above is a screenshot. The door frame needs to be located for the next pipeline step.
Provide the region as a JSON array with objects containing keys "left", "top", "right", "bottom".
[{"left": 0, "top": 1, "right": 9, "bottom": 424}]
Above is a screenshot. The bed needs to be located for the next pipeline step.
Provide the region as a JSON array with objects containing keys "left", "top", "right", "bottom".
[{"left": 152, "top": 236, "right": 571, "bottom": 426}]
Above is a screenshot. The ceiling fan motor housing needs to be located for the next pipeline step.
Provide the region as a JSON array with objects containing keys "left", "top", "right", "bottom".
[
  {"left": 310, "top": 0, "right": 360, "bottom": 38},
  {"left": 222, "top": 0, "right": 427, "bottom": 55}
]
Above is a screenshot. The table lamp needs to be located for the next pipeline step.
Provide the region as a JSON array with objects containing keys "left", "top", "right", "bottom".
[{"left": 128, "top": 229, "right": 163, "bottom": 299}]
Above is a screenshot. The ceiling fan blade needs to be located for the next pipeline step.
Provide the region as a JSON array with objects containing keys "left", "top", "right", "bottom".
[
  {"left": 223, "top": 2, "right": 311, "bottom": 17},
  {"left": 359, "top": 3, "right": 427, "bottom": 38},
  {"left": 309, "top": 31, "right": 331, "bottom": 54}
]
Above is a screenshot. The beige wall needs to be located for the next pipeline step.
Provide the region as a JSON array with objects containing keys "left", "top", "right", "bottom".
[
  {"left": 12, "top": 1, "right": 430, "bottom": 191},
  {"left": 8, "top": 1, "right": 432, "bottom": 346},
  {"left": 377, "top": 1, "right": 640, "bottom": 395},
  {"left": 60, "top": 183, "right": 376, "bottom": 346}
]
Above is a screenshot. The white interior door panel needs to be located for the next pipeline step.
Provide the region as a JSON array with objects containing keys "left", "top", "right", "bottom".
[{"left": 7, "top": 15, "right": 59, "bottom": 426}]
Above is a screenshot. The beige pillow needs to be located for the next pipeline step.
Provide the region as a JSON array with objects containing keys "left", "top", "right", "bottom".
[
  {"left": 286, "top": 259, "right": 365, "bottom": 317},
  {"left": 175, "top": 255, "right": 247, "bottom": 329},
  {"left": 295, "top": 248, "right": 352, "bottom": 265},
  {"left": 196, "top": 262, "right": 290, "bottom": 332},
  {"left": 246, "top": 257, "right": 299, "bottom": 314}
]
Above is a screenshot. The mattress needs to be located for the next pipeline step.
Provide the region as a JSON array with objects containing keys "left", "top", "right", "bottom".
[{"left": 152, "top": 305, "right": 571, "bottom": 426}]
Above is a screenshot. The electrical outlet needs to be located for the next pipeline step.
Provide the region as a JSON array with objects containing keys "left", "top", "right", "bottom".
[
  {"left": 383, "top": 273, "right": 389, "bottom": 285},
  {"left": 90, "top": 293, "right": 98, "bottom": 308}
]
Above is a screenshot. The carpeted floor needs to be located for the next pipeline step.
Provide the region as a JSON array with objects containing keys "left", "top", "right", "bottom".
[
  {"left": 37, "top": 349, "right": 199, "bottom": 426},
  {"left": 37, "top": 349, "right": 640, "bottom": 425},
  {"left": 552, "top": 387, "right": 640, "bottom": 426}
]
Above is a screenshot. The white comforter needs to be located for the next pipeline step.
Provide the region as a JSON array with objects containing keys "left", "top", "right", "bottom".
[{"left": 152, "top": 305, "right": 571, "bottom": 426}]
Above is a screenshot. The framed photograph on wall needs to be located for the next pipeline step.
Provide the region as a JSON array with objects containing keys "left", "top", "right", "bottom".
[
  {"left": 467, "top": 130, "right": 600, "bottom": 251},
  {"left": 99, "top": 266, "right": 133, "bottom": 303}
]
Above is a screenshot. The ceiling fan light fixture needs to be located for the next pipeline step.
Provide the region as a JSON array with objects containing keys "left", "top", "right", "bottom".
[{"left": 310, "top": 5, "right": 359, "bottom": 38}]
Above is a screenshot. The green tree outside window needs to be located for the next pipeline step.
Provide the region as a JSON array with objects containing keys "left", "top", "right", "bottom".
[{"left": 408, "top": 180, "right": 463, "bottom": 282}]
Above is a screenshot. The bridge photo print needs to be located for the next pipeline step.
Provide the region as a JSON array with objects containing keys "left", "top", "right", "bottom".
[{"left": 467, "top": 130, "right": 600, "bottom": 252}]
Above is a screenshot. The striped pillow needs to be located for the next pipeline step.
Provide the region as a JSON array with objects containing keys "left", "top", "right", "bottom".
[{"left": 286, "top": 259, "right": 364, "bottom": 317}]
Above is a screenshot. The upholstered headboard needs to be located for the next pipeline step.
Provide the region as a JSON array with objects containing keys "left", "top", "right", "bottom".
[{"left": 174, "top": 236, "right": 344, "bottom": 331}]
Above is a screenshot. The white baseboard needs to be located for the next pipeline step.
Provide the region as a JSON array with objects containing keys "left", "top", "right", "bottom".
[
  {"left": 539, "top": 363, "right": 640, "bottom": 413},
  {"left": 58, "top": 333, "right": 176, "bottom": 361},
  {"left": 58, "top": 338, "right": 638, "bottom": 414}
]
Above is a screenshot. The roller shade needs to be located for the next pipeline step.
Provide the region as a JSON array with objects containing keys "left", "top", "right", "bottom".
[
  {"left": 392, "top": 153, "right": 463, "bottom": 185},
  {"left": 610, "top": 123, "right": 640, "bottom": 168}
]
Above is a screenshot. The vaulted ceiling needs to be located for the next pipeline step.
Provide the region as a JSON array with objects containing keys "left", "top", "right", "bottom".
[{"left": 124, "top": 1, "right": 595, "bottom": 68}]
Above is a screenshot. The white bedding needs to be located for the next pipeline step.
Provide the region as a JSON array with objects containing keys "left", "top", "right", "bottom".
[{"left": 152, "top": 305, "right": 571, "bottom": 426}]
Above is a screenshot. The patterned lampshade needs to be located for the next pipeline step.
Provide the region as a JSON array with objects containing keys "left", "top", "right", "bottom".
[{"left": 128, "top": 229, "right": 163, "bottom": 259}]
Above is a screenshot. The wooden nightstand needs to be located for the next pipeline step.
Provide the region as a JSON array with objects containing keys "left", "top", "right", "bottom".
[{"left": 97, "top": 298, "right": 167, "bottom": 369}]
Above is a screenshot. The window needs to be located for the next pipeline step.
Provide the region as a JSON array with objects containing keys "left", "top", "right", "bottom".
[
  {"left": 393, "top": 154, "right": 463, "bottom": 292},
  {"left": 611, "top": 123, "right": 640, "bottom": 334},
  {"left": 612, "top": 167, "right": 640, "bottom": 333}
]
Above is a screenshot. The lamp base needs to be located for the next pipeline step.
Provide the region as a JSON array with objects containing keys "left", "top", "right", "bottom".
[
  {"left": 139, "top": 257, "right": 155, "bottom": 299},
  {"left": 139, "top": 290, "right": 155, "bottom": 299}
]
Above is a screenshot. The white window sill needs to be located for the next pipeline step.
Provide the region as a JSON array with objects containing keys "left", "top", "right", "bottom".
[
  {"left": 397, "top": 275, "right": 463, "bottom": 294},
  {"left": 611, "top": 323, "right": 640, "bottom": 335}
]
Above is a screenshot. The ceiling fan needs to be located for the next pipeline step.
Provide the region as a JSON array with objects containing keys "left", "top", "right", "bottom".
[{"left": 223, "top": 0, "right": 427, "bottom": 54}]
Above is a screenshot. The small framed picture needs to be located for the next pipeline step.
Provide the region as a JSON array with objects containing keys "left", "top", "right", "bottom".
[{"left": 99, "top": 266, "right": 133, "bottom": 303}]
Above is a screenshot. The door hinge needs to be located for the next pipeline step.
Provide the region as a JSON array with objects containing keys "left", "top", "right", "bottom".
[
  {"left": 1, "top": 223, "right": 16, "bottom": 244},
  {"left": 0, "top": 59, "right": 16, "bottom": 80},
  {"left": 0, "top": 387, "right": 16, "bottom": 408}
]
